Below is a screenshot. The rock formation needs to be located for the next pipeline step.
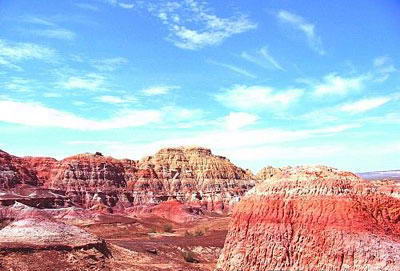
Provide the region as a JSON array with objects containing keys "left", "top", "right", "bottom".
[
  {"left": 216, "top": 165, "right": 400, "bottom": 271},
  {"left": 21, "top": 156, "right": 58, "bottom": 187},
  {"left": 0, "top": 147, "right": 256, "bottom": 218},
  {"left": 0, "top": 218, "right": 105, "bottom": 250},
  {"left": 0, "top": 150, "right": 39, "bottom": 188},
  {"left": 256, "top": 165, "right": 284, "bottom": 180}
]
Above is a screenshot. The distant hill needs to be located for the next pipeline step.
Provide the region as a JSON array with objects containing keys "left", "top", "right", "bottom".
[{"left": 358, "top": 170, "right": 400, "bottom": 180}]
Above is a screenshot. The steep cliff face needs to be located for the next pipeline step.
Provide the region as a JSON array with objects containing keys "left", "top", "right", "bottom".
[
  {"left": 50, "top": 153, "right": 130, "bottom": 191},
  {"left": 0, "top": 150, "right": 38, "bottom": 188},
  {"left": 216, "top": 166, "right": 400, "bottom": 271},
  {"left": 137, "top": 146, "right": 256, "bottom": 212},
  {"left": 0, "top": 147, "right": 256, "bottom": 218},
  {"left": 21, "top": 157, "right": 58, "bottom": 187}
]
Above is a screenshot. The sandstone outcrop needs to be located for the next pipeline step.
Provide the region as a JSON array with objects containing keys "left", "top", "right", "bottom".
[
  {"left": 21, "top": 156, "right": 58, "bottom": 187},
  {"left": 0, "top": 218, "right": 105, "bottom": 250},
  {"left": 256, "top": 165, "right": 284, "bottom": 180},
  {"left": 216, "top": 165, "right": 400, "bottom": 271},
  {"left": 0, "top": 150, "right": 38, "bottom": 188},
  {"left": 137, "top": 146, "right": 256, "bottom": 212},
  {"left": 50, "top": 152, "right": 130, "bottom": 191},
  {"left": 0, "top": 147, "right": 256, "bottom": 219}
]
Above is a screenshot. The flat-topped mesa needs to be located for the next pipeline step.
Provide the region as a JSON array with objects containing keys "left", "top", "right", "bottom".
[
  {"left": 139, "top": 146, "right": 254, "bottom": 184},
  {"left": 133, "top": 146, "right": 257, "bottom": 213},
  {"left": 50, "top": 153, "right": 133, "bottom": 191},
  {"left": 216, "top": 165, "right": 400, "bottom": 271},
  {"left": 0, "top": 150, "right": 39, "bottom": 188}
]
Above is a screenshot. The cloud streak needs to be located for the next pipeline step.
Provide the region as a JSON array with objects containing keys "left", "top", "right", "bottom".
[
  {"left": 208, "top": 60, "right": 256, "bottom": 78},
  {"left": 277, "top": 10, "right": 325, "bottom": 55},
  {"left": 241, "top": 46, "right": 284, "bottom": 71}
]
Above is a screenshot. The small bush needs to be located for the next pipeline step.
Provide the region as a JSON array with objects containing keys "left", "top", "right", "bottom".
[
  {"left": 163, "top": 223, "right": 173, "bottom": 233},
  {"left": 148, "top": 227, "right": 156, "bottom": 234},
  {"left": 182, "top": 251, "right": 198, "bottom": 263},
  {"left": 194, "top": 229, "right": 204, "bottom": 236}
]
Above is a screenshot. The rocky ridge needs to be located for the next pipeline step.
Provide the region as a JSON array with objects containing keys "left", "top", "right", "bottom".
[
  {"left": 216, "top": 165, "right": 400, "bottom": 271},
  {"left": 0, "top": 147, "right": 256, "bottom": 218}
]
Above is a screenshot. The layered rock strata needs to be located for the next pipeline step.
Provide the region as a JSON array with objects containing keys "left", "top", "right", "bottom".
[
  {"left": 216, "top": 166, "right": 400, "bottom": 271},
  {"left": 0, "top": 147, "right": 256, "bottom": 216}
]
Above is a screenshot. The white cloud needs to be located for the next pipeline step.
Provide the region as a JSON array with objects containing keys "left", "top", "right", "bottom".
[
  {"left": 60, "top": 73, "right": 105, "bottom": 90},
  {"left": 20, "top": 16, "right": 76, "bottom": 40},
  {"left": 147, "top": 0, "right": 256, "bottom": 50},
  {"left": 339, "top": 96, "right": 391, "bottom": 114},
  {"left": 97, "top": 95, "right": 136, "bottom": 104},
  {"left": 21, "top": 16, "right": 56, "bottom": 26},
  {"left": 313, "top": 73, "right": 365, "bottom": 96},
  {"left": 92, "top": 57, "right": 128, "bottom": 71},
  {"left": 373, "top": 56, "right": 397, "bottom": 82},
  {"left": 224, "top": 112, "right": 259, "bottom": 130},
  {"left": 103, "top": 0, "right": 134, "bottom": 9},
  {"left": 0, "top": 99, "right": 161, "bottom": 130},
  {"left": 0, "top": 39, "right": 55, "bottom": 63},
  {"left": 2, "top": 77, "right": 35, "bottom": 92},
  {"left": 89, "top": 124, "right": 356, "bottom": 161},
  {"left": 208, "top": 60, "right": 256, "bottom": 78},
  {"left": 241, "top": 46, "right": 284, "bottom": 71},
  {"left": 76, "top": 3, "right": 100, "bottom": 11},
  {"left": 374, "top": 56, "right": 390, "bottom": 67},
  {"left": 277, "top": 10, "right": 325, "bottom": 55},
  {"left": 30, "top": 28, "right": 76, "bottom": 40},
  {"left": 142, "top": 85, "right": 179, "bottom": 96},
  {"left": 215, "top": 85, "right": 303, "bottom": 110}
]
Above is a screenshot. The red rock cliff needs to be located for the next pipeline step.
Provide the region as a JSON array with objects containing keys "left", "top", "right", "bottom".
[{"left": 216, "top": 166, "right": 400, "bottom": 271}]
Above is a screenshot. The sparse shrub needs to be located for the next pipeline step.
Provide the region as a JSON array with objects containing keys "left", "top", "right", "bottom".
[
  {"left": 163, "top": 223, "right": 173, "bottom": 233},
  {"left": 194, "top": 229, "right": 204, "bottom": 236},
  {"left": 148, "top": 227, "right": 156, "bottom": 234},
  {"left": 182, "top": 251, "right": 198, "bottom": 263}
]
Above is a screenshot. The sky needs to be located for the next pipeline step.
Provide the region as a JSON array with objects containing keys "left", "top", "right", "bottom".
[{"left": 0, "top": 0, "right": 399, "bottom": 173}]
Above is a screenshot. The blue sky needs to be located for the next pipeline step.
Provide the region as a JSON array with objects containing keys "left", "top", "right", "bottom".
[{"left": 0, "top": 0, "right": 399, "bottom": 173}]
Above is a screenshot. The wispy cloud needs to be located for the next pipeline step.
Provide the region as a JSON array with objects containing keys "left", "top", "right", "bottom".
[
  {"left": 277, "top": 10, "right": 325, "bottom": 55},
  {"left": 20, "top": 16, "right": 76, "bottom": 40},
  {"left": 21, "top": 16, "right": 56, "bottom": 26},
  {"left": 313, "top": 73, "right": 366, "bottom": 96},
  {"left": 0, "top": 99, "right": 161, "bottom": 130},
  {"left": 30, "top": 28, "right": 76, "bottom": 40},
  {"left": 208, "top": 60, "right": 256, "bottom": 78},
  {"left": 1, "top": 77, "right": 36, "bottom": 92},
  {"left": 241, "top": 46, "right": 284, "bottom": 71},
  {"left": 59, "top": 73, "right": 106, "bottom": 90},
  {"left": 96, "top": 95, "right": 137, "bottom": 104},
  {"left": 142, "top": 85, "right": 179, "bottom": 96},
  {"left": 103, "top": 0, "right": 134, "bottom": 9},
  {"left": 76, "top": 3, "right": 100, "bottom": 11},
  {"left": 146, "top": 0, "right": 256, "bottom": 50},
  {"left": 373, "top": 56, "right": 397, "bottom": 82},
  {"left": 215, "top": 85, "right": 303, "bottom": 110},
  {"left": 92, "top": 57, "right": 128, "bottom": 71},
  {"left": 0, "top": 39, "right": 55, "bottom": 70},
  {"left": 91, "top": 124, "right": 356, "bottom": 161},
  {"left": 339, "top": 96, "right": 392, "bottom": 114},
  {"left": 224, "top": 112, "right": 259, "bottom": 130},
  {"left": 0, "top": 39, "right": 55, "bottom": 61}
]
